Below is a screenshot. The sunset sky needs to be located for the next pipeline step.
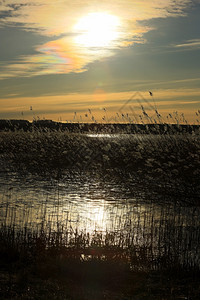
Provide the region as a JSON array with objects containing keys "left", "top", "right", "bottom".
[{"left": 0, "top": 0, "right": 200, "bottom": 123}]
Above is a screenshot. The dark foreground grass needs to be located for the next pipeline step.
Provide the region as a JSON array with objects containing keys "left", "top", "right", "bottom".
[
  {"left": 1, "top": 227, "right": 200, "bottom": 300},
  {"left": 1, "top": 266, "right": 200, "bottom": 299}
]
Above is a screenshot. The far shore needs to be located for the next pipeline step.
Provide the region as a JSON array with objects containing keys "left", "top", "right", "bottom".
[{"left": 0, "top": 119, "right": 199, "bottom": 134}]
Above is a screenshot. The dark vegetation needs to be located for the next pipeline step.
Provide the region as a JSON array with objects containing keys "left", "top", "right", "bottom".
[
  {"left": 1, "top": 225, "right": 200, "bottom": 299},
  {"left": 0, "top": 128, "right": 199, "bottom": 197},
  {"left": 0, "top": 118, "right": 199, "bottom": 134},
  {"left": 0, "top": 120, "right": 200, "bottom": 299}
]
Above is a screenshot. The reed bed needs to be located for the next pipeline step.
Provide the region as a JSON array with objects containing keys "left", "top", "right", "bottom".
[
  {"left": 0, "top": 118, "right": 200, "bottom": 298},
  {"left": 1, "top": 196, "right": 200, "bottom": 299},
  {"left": 1, "top": 192, "right": 200, "bottom": 271},
  {"left": 0, "top": 129, "right": 199, "bottom": 195}
]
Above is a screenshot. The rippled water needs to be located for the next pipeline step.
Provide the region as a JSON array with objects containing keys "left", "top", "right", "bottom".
[
  {"left": 0, "top": 171, "right": 147, "bottom": 231},
  {"left": 0, "top": 130, "right": 200, "bottom": 268},
  {"left": 1, "top": 169, "right": 200, "bottom": 266}
]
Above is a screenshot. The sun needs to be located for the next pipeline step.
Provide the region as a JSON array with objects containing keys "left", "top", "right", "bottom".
[{"left": 74, "top": 12, "right": 121, "bottom": 48}]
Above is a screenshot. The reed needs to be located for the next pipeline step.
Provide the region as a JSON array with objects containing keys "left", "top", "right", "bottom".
[
  {"left": 1, "top": 196, "right": 200, "bottom": 298},
  {"left": 0, "top": 128, "right": 199, "bottom": 196},
  {"left": 1, "top": 187, "right": 200, "bottom": 271},
  {"left": 0, "top": 112, "right": 199, "bottom": 298}
]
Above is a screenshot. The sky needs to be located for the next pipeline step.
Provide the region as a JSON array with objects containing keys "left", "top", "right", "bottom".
[{"left": 0, "top": 0, "right": 200, "bottom": 123}]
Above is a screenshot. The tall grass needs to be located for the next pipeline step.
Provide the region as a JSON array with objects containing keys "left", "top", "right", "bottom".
[
  {"left": 0, "top": 116, "right": 200, "bottom": 298},
  {"left": 0, "top": 129, "right": 199, "bottom": 195},
  {"left": 1, "top": 192, "right": 200, "bottom": 298},
  {"left": 1, "top": 181, "right": 200, "bottom": 271}
]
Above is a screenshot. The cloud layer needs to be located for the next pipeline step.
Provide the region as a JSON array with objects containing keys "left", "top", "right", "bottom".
[
  {"left": 1, "top": 87, "right": 200, "bottom": 123},
  {"left": 0, "top": 0, "right": 193, "bottom": 79}
]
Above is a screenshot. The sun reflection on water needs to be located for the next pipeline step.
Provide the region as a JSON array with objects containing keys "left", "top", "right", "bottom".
[{"left": 1, "top": 171, "right": 200, "bottom": 266}]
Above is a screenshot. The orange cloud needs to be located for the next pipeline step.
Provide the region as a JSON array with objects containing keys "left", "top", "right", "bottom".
[{"left": 1, "top": 88, "right": 199, "bottom": 124}]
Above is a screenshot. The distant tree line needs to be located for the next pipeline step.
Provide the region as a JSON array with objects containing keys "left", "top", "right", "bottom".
[{"left": 0, "top": 119, "right": 199, "bottom": 134}]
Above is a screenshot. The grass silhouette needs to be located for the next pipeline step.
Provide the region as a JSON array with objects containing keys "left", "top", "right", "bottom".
[{"left": 0, "top": 112, "right": 200, "bottom": 299}]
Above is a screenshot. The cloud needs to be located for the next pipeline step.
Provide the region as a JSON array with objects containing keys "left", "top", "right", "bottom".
[
  {"left": 0, "top": 1, "right": 191, "bottom": 32},
  {"left": 0, "top": 1, "right": 192, "bottom": 36},
  {"left": 0, "top": 35, "right": 117, "bottom": 79},
  {"left": 1, "top": 87, "right": 199, "bottom": 123},
  {"left": 173, "top": 39, "right": 200, "bottom": 49},
  {"left": 149, "top": 88, "right": 200, "bottom": 100},
  {"left": 0, "top": 0, "right": 192, "bottom": 79}
]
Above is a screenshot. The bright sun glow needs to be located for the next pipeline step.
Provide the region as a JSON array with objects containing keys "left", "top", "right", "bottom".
[{"left": 74, "top": 12, "right": 121, "bottom": 48}]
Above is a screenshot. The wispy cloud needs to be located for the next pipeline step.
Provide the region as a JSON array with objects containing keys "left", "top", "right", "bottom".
[
  {"left": 0, "top": 1, "right": 191, "bottom": 34},
  {"left": 1, "top": 87, "right": 199, "bottom": 123},
  {"left": 0, "top": 0, "right": 192, "bottom": 79},
  {"left": 173, "top": 39, "right": 200, "bottom": 49},
  {"left": 0, "top": 35, "right": 117, "bottom": 79}
]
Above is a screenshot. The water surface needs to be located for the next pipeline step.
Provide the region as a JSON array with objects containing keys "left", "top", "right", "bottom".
[{"left": 1, "top": 169, "right": 200, "bottom": 267}]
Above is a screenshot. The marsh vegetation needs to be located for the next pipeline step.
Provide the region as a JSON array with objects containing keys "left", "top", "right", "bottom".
[{"left": 0, "top": 121, "right": 200, "bottom": 299}]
